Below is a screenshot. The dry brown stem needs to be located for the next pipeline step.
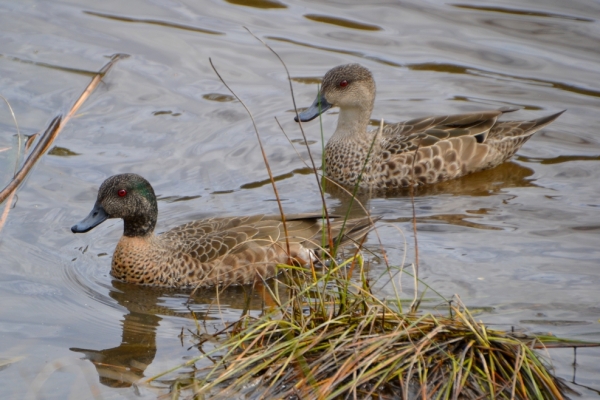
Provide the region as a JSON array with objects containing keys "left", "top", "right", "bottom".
[
  {"left": 208, "top": 57, "right": 291, "bottom": 258},
  {"left": 0, "top": 54, "right": 127, "bottom": 207}
]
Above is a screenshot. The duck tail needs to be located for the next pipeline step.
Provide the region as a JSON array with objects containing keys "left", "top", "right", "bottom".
[
  {"left": 529, "top": 110, "right": 566, "bottom": 131},
  {"left": 491, "top": 109, "right": 565, "bottom": 141},
  {"left": 483, "top": 110, "right": 565, "bottom": 168}
]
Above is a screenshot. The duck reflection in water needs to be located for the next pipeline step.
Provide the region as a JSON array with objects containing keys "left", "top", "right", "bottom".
[
  {"left": 70, "top": 279, "right": 273, "bottom": 388},
  {"left": 324, "top": 159, "right": 537, "bottom": 228}
]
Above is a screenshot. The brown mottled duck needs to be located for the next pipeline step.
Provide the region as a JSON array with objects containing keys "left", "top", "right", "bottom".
[
  {"left": 295, "top": 63, "right": 564, "bottom": 190},
  {"left": 71, "top": 173, "right": 376, "bottom": 288}
]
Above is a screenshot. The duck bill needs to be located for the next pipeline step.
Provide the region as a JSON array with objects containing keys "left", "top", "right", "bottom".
[
  {"left": 71, "top": 201, "right": 109, "bottom": 233},
  {"left": 294, "top": 93, "right": 332, "bottom": 122}
]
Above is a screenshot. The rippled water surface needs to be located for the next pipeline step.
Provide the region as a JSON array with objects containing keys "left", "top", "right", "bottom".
[{"left": 1, "top": 0, "right": 600, "bottom": 398}]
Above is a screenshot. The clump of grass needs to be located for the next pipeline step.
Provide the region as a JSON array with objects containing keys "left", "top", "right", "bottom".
[{"left": 148, "top": 255, "right": 580, "bottom": 399}]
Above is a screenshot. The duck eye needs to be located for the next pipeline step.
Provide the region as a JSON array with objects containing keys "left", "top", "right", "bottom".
[
  {"left": 339, "top": 80, "right": 348, "bottom": 87},
  {"left": 118, "top": 189, "right": 127, "bottom": 197}
]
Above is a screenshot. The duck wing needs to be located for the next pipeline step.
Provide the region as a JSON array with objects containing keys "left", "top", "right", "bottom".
[
  {"left": 375, "top": 109, "right": 563, "bottom": 185},
  {"left": 159, "top": 214, "right": 376, "bottom": 263},
  {"left": 381, "top": 109, "right": 513, "bottom": 154},
  {"left": 159, "top": 215, "right": 274, "bottom": 263}
]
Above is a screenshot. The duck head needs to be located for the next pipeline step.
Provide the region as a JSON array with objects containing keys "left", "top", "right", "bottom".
[
  {"left": 295, "top": 64, "right": 376, "bottom": 122},
  {"left": 71, "top": 173, "right": 158, "bottom": 237}
]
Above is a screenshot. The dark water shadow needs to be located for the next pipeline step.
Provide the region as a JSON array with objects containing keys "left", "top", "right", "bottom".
[
  {"left": 451, "top": 4, "right": 594, "bottom": 22},
  {"left": 224, "top": 0, "right": 286, "bottom": 9},
  {"left": 407, "top": 62, "right": 600, "bottom": 99},
  {"left": 240, "top": 166, "right": 314, "bottom": 189},
  {"left": 84, "top": 11, "right": 224, "bottom": 35},
  {"left": 266, "top": 37, "right": 403, "bottom": 68},
  {"left": 303, "top": 14, "right": 382, "bottom": 31},
  {"left": 70, "top": 280, "right": 272, "bottom": 388},
  {"left": 270, "top": 38, "right": 600, "bottom": 99},
  {"left": 0, "top": 54, "right": 99, "bottom": 76}
]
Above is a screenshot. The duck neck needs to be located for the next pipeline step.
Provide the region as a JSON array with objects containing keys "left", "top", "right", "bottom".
[
  {"left": 123, "top": 209, "right": 157, "bottom": 238},
  {"left": 331, "top": 104, "right": 373, "bottom": 142}
]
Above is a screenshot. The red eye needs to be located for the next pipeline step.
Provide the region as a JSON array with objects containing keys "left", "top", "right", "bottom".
[
  {"left": 339, "top": 80, "right": 348, "bottom": 87},
  {"left": 118, "top": 189, "right": 127, "bottom": 197}
]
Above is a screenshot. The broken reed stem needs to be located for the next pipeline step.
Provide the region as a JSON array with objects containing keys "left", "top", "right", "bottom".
[
  {"left": 244, "top": 27, "right": 335, "bottom": 251},
  {"left": 0, "top": 53, "right": 127, "bottom": 206},
  {"left": 0, "top": 116, "right": 59, "bottom": 207},
  {"left": 208, "top": 57, "right": 291, "bottom": 258}
]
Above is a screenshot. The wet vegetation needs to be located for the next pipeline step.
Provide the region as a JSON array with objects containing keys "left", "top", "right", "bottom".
[{"left": 149, "top": 259, "right": 587, "bottom": 399}]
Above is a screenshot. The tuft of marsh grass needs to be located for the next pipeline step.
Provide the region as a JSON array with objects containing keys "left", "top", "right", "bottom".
[{"left": 147, "top": 255, "right": 585, "bottom": 400}]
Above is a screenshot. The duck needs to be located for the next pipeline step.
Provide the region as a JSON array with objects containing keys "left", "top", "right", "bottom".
[
  {"left": 295, "top": 63, "right": 564, "bottom": 190},
  {"left": 71, "top": 173, "right": 376, "bottom": 288}
]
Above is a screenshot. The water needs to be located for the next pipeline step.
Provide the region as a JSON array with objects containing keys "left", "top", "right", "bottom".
[{"left": 1, "top": 0, "right": 599, "bottom": 398}]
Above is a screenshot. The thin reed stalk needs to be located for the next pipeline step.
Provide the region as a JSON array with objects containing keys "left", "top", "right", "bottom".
[
  {"left": 245, "top": 27, "right": 336, "bottom": 251},
  {"left": 208, "top": 58, "right": 291, "bottom": 259},
  {"left": 0, "top": 95, "right": 22, "bottom": 176},
  {"left": 409, "top": 140, "right": 422, "bottom": 313}
]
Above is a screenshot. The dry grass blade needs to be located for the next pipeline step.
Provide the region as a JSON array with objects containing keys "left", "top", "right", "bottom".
[
  {"left": 0, "top": 94, "right": 22, "bottom": 176},
  {"left": 0, "top": 95, "right": 22, "bottom": 233},
  {"left": 409, "top": 139, "right": 422, "bottom": 313},
  {"left": 0, "top": 53, "right": 128, "bottom": 207},
  {"left": 244, "top": 27, "right": 336, "bottom": 250},
  {"left": 208, "top": 57, "right": 291, "bottom": 258}
]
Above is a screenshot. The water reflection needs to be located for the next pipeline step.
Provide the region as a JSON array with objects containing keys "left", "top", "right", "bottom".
[
  {"left": 48, "top": 146, "right": 80, "bottom": 157},
  {"left": 519, "top": 154, "right": 600, "bottom": 165},
  {"left": 237, "top": 155, "right": 537, "bottom": 199},
  {"left": 324, "top": 161, "right": 536, "bottom": 201},
  {"left": 70, "top": 280, "right": 270, "bottom": 387}
]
